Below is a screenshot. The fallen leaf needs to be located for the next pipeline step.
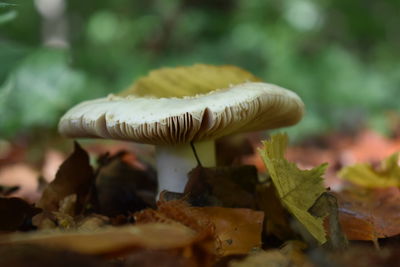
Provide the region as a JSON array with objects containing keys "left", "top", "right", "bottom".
[
  {"left": 259, "top": 133, "right": 328, "bottom": 244},
  {"left": 120, "top": 64, "right": 260, "bottom": 98},
  {"left": 95, "top": 151, "right": 156, "bottom": 216},
  {"left": 124, "top": 250, "right": 195, "bottom": 267},
  {"left": 228, "top": 250, "right": 289, "bottom": 267},
  {"left": 255, "top": 182, "right": 295, "bottom": 241},
  {"left": 184, "top": 165, "right": 258, "bottom": 208},
  {"left": 311, "top": 244, "right": 400, "bottom": 267},
  {"left": 135, "top": 200, "right": 264, "bottom": 256},
  {"left": 41, "top": 149, "right": 66, "bottom": 183},
  {"left": 199, "top": 206, "right": 264, "bottom": 256},
  {"left": 0, "top": 244, "right": 109, "bottom": 267},
  {"left": 0, "top": 223, "right": 198, "bottom": 257},
  {"left": 335, "top": 187, "right": 400, "bottom": 240},
  {"left": 0, "top": 197, "right": 41, "bottom": 231},
  {"left": 339, "top": 152, "right": 400, "bottom": 188},
  {"left": 37, "top": 142, "right": 94, "bottom": 213},
  {"left": 309, "top": 192, "right": 348, "bottom": 249}
]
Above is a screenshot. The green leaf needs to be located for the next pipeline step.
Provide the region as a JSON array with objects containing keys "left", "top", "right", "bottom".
[
  {"left": 0, "top": 2, "right": 16, "bottom": 8},
  {"left": 0, "top": 49, "right": 87, "bottom": 137},
  {"left": 258, "top": 133, "right": 328, "bottom": 244},
  {"left": 0, "top": 9, "right": 16, "bottom": 24},
  {"left": 339, "top": 152, "right": 400, "bottom": 188}
]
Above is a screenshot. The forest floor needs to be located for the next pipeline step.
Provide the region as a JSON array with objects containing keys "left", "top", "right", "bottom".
[{"left": 1, "top": 127, "right": 400, "bottom": 267}]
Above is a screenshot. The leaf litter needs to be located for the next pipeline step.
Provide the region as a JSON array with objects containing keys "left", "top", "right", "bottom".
[{"left": 1, "top": 133, "right": 400, "bottom": 266}]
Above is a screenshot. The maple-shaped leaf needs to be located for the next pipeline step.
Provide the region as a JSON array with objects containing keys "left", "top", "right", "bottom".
[
  {"left": 258, "top": 133, "right": 328, "bottom": 244},
  {"left": 339, "top": 152, "right": 400, "bottom": 188}
]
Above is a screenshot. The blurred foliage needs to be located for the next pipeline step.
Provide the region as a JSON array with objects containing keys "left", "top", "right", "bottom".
[{"left": 0, "top": 0, "right": 399, "bottom": 140}]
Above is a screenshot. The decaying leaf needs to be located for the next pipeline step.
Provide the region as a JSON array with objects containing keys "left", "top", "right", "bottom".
[
  {"left": 0, "top": 197, "right": 41, "bottom": 231},
  {"left": 95, "top": 151, "right": 156, "bottom": 216},
  {"left": 339, "top": 152, "right": 400, "bottom": 188},
  {"left": 335, "top": 187, "right": 400, "bottom": 240},
  {"left": 255, "top": 182, "right": 295, "bottom": 241},
  {"left": 184, "top": 165, "right": 258, "bottom": 208},
  {"left": 259, "top": 133, "right": 328, "bottom": 244},
  {"left": 119, "top": 64, "right": 260, "bottom": 98},
  {"left": 36, "top": 142, "right": 94, "bottom": 213},
  {"left": 124, "top": 250, "right": 195, "bottom": 267},
  {"left": 199, "top": 206, "right": 264, "bottom": 256},
  {"left": 0, "top": 244, "right": 109, "bottom": 267},
  {"left": 312, "top": 244, "right": 400, "bottom": 267},
  {"left": 229, "top": 241, "right": 312, "bottom": 267},
  {"left": 229, "top": 250, "right": 290, "bottom": 267},
  {"left": 309, "top": 193, "right": 348, "bottom": 250},
  {"left": 0, "top": 223, "right": 199, "bottom": 257},
  {"left": 135, "top": 200, "right": 264, "bottom": 256}
]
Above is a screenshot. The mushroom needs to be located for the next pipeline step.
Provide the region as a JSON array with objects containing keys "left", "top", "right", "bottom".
[{"left": 58, "top": 64, "right": 304, "bottom": 193}]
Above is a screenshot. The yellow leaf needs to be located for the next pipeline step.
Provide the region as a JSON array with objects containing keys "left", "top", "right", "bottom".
[
  {"left": 258, "top": 133, "right": 328, "bottom": 244},
  {"left": 119, "top": 64, "right": 261, "bottom": 98},
  {"left": 339, "top": 152, "right": 400, "bottom": 188}
]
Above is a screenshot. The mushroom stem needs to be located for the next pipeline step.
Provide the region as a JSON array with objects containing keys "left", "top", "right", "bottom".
[{"left": 155, "top": 140, "right": 216, "bottom": 193}]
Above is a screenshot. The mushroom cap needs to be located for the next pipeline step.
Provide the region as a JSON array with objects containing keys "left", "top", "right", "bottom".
[{"left": 59, "top": 82, "right": 304, "bottom": 145}]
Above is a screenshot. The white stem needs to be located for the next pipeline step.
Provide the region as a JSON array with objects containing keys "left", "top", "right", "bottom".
[{"left": 155, "top": 140, "right": 216, "bottom": 193}]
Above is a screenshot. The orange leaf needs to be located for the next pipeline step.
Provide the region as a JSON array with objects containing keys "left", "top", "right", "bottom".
[{"left": 335, "top": 187, "right": 400, "bottom": 240}]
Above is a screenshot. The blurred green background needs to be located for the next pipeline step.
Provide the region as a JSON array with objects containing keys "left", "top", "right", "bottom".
[{"left": 1, "top": 0, "right": 399, "bottom": 141}]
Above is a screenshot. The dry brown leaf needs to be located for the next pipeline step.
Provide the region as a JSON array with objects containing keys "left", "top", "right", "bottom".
[
  {"left": 95, "top": 151, "right": 156, "bottom": 216},
  {"left": 135, "top": 200, "right": 264, "bottom": 256},
  {"left": 256, "top": 182, "right": 294, "bottom": 241},
  {"left": 335, "top": 187, "right": 400, "bottom": 240},
  {"left": 184, "top": 165, "right": 258, "bottom": 208},
  {"left": 0, "top": 223, "right": 198, "bottom": 257},
  {"left": 37, "top": 142, "right": 94, "bottom": 213},
  {"left": 198, "top": 206, "right": 264, "bottom": 256},
  {"left": 0, "top": 197, "right": 41, "bottom": 231},
  {"left": 124, "top": 250, "right": 195, "bottom": 267},
  {"left": 0, "top": 244, "right": 109, "bottom": 267}
]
